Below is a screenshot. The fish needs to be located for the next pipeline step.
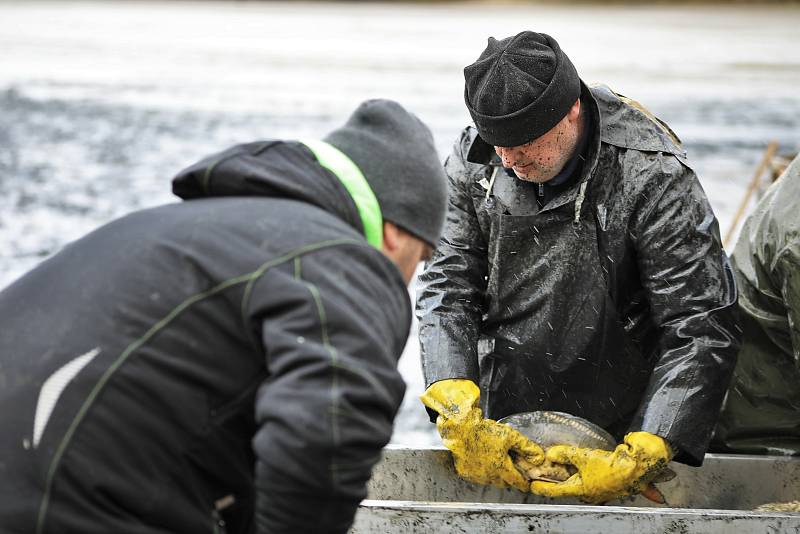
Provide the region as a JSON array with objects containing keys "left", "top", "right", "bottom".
[
  {"left": 499, "top": 411, "right": 675, "bottom": 503},
  {"left": 500, "top": 411, "right": 618, "bottom": 450}
]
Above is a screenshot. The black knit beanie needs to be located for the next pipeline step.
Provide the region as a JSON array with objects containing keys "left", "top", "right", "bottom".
[
  {"left": 464, "top": 31, "right": 580, "bottom": 148},
  {"left": 324, "top": 99, "right": 448, "bottom": 248}
]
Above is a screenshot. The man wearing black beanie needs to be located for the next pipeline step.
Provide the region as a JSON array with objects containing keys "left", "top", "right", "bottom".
[
  {"left": 418, "top": 31, "right": 741, "bottom": 504},
  {"left": 0, "top": 99, "right": 448, "bottom": 534}
]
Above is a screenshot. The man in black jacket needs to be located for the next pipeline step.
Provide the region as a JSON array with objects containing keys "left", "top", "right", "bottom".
[
  {"left": 417, "top": 32, "right": 741, "bottom": 503},
  {"left": 0, "top": 99, "right": 448, "bottom": 534}
]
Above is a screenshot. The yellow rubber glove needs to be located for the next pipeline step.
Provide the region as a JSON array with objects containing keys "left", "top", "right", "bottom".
[
  {"left": 530, "top": 431, "right": 674, "bottom": 504},
  {"left": 420, "top": 379, "right": 545, "bottom": 492}
]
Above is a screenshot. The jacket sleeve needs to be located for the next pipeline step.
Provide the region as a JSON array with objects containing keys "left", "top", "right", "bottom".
[
  {"left": 772, "top": 160, "right": 800, "bottom": 361},
  {"left": 417, "top": 128, "right": 488, "bottom": 390},
  {"left": 247, "top": 245, "right": 409, "bottom": 533},
  {"left": 776, "top": 243, "right": 800, "bottom": 363},
  {"left": 629, "top": 155, "right": 741, "bottom": 466}
]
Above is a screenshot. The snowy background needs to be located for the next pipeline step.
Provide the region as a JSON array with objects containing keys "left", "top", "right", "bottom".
[{"left": 1, "top": 1, "right": 799, "bottom": 445}]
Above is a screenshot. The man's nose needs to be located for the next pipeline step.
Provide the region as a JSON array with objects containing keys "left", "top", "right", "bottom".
[{"left": 495, "top": 146, "right": 517, "bottom": 167}]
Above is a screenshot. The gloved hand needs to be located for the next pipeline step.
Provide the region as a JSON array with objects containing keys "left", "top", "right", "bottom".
[
  {"left": 420, "top": 379, "right": 544, "bottom": 492},
  {"left": 530, "top": 431, "right": 674, "bottom": 503}
]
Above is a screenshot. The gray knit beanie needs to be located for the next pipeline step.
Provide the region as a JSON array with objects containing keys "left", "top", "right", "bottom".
[
  {"left": 464, "top": 31, "right": 580, "bottom": 148},
  {"left": 324, "top": 99, "right": 448, "bottom": 248}
]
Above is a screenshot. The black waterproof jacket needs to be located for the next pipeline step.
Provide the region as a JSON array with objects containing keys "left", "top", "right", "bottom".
[
  {"left": 0, "top": 141, "right": 410, "bottom": 534},
  {"left": 418, "top": 84, "right": 740, "bottom": 466}
]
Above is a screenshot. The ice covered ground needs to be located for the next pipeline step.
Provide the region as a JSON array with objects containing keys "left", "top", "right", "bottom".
[{"left": 1, "top": 1, "right": 799, "bottom": 445}]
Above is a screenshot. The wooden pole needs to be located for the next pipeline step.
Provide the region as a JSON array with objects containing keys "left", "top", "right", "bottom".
[{"left": 723, "top": 141, "right": 779, "bottom": 249}]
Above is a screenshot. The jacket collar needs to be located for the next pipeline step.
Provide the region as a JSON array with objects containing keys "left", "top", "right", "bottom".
[{"left": 299, "top": 140, "right": 384, "bottom": 249}]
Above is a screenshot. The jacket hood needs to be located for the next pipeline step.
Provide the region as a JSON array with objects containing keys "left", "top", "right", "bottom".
[
  {"left": 172, "top": 140, "right": 364, "bottom": 238},
  {"left": 591, "top": 84, "right": 686, "bottom": 158}
]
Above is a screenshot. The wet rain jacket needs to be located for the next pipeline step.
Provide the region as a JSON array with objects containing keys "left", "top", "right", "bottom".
[
  {"left": 0, "top": 141, "right": 410, "bottom": 534},
  {"left": 713, "top": 154, "right": 800, "bottom": 455},
  {"left": 418, "top": 84, "right": 740, "bottom": 466}
]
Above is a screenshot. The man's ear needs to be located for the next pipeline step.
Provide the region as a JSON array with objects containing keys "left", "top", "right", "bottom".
[
  {"left": 382, "top": 221, "right": 401, "bottom": 254},
  {"left": 568, "top": 98, "right": 581, "bottom": 120}
]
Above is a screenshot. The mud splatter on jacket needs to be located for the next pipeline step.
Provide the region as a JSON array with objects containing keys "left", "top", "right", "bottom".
[
  {"left": 417, "top": 84, "right": 740, "bottom": 466},
  {"left": 0, "top": 141, "right": 409, "bottom": 534}
]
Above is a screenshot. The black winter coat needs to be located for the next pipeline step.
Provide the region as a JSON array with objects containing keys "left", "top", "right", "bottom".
[
  {"left": 417, "top": 84, "right": 740, "bottom": 466},
  {"left": 0, "top": 141, "right": 410, "bottom": 534}
]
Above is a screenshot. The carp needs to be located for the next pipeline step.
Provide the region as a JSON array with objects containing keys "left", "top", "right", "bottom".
[{"left": 499, "top": 411, "right": 675, "bottom": 503}]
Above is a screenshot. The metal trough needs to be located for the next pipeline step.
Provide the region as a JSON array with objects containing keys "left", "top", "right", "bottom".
[{"left": 351, "top": 446, "right": 800, "bottom": 533}]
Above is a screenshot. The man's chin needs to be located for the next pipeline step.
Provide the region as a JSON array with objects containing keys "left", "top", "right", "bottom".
[{"left": 513, "top": 170, "right": 550, "bottom": 184}]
